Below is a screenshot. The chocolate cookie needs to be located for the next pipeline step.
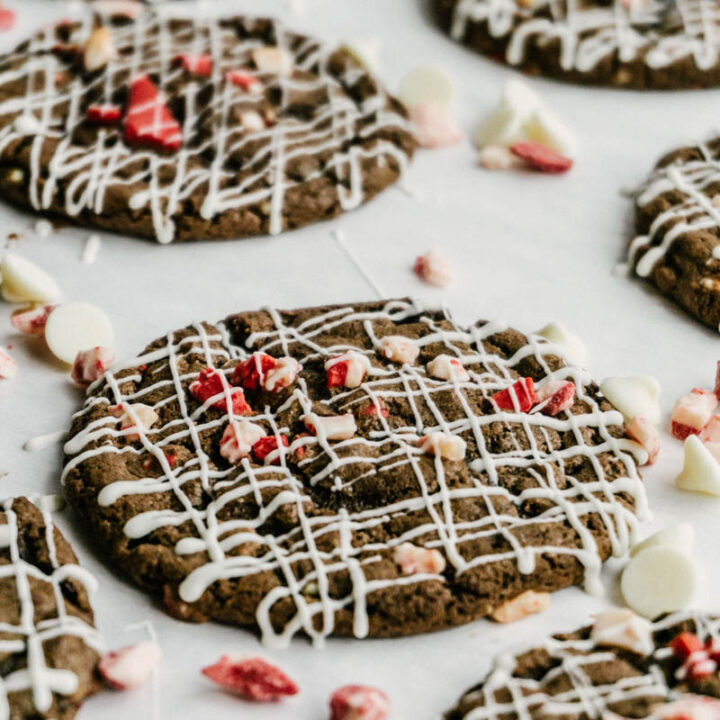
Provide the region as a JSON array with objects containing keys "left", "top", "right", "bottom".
[
  {"left": 433, "top": 0, "right": 720, "bottom": 89},
  {"left": 0, "top": 497, "right": 102, "bottom": 719},
  {"left": 446, "top": 610, "right": 720, "bottom": 719},
  {"left": 0, "top": 9, "right": 413, "bottom": 243},
  {"left": 62, "top": 299, "right": 647, "bottom": 646},
  {"left": 628, "top": 137, "right": 720, "bottom": 333}
]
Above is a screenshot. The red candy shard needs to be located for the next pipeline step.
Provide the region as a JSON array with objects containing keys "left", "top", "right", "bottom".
[
  {"left": 326, "top": 362, "right": 348, "bottom": 389},
  {"left": 86, "top": 103, "right": 122, "bottom": 124},
  {"left": 329, "top": 685, "right": 390, "bottom": 720},
  {"left": 201, "top": 656, "right": 299, "bottom": 701},
  {"left": 510, "top": 141, "right": 573, "bottom": 174},
  {"left": 124, "top": 74, "right": 182, "bottom": 152},
  {"left": 491, "top": 377, "right": 536, "bottom": 413},
  {"left": 226, "top": 69, "right": 262, "bottom": 93},
  {"left": 535, "top": 380, "right": 575, "bottom": 416},
  {"left": 189, "top": 368, "right": 251, "bottom": 415},
  {"left": 232, "top": 353, "right": 277, "bottom": 391},
  {"left": 670, "top": 632, "right": 705, "bottom": 661},
  {"left": 174, "top": 53, "right": 213, "bottom": 76},
  {"left": 252, "top": 435, "right": 289, "bottom": 464},
  {"left": 0, "top": 8, "right": 15, "bottom": 30},
  {"left": 359, "top": 401, "right": 389, "bottom": 418}
]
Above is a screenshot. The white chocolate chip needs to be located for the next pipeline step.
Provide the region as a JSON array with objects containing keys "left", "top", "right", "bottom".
[
  {"left": 13, "top": 114, "right": 43, "bottom": 136},
  {"left": 590, "top": 608, "right": 653, "bottom": 655},
  {"left": 630, "top": 524, "right": 695, "bottom": 558},
  {"left": 340, "top": 37, "right": 381, "bottom": 72},
  {"left": 599, "top": 376, "right": 661, "bottom": 425},
  {"left": 675, "top": 434, "right": 720, "bottom": 496},
  {"left": 535, "top": 322, "right": 587, "bottom": 367},
  {"left": 399, "top": 66, "right": 453, "bottom": 111},
  {"left": 0, "top": 254, "right": 61, "bottom": 303},
  {"left": 44, "top": 301, "right": 114, "bottom": 364}
]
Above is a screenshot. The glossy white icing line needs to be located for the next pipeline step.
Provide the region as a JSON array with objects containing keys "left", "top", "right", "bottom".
[
  {"left": 63, "top": 300, "right": 646, "bottom": 647},
  {"left": 0, "top": 500, "right": 103, "bottom": 718},
  {"left": 450, "top": 0, "right": 720, "bottom": 74},
  {"left": 0, "top": 10, "right": 410, "bottom": 244},
  {"left": 456, "top": 610, "right": 720, "bottom": 719}
]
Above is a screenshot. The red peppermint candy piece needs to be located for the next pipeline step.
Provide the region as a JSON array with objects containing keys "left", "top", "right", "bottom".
[
  {"left": 670, "top": 632, "right": 705, "bottom": 661},
  {"left": 232, "top": 353, "right": 277, "bottom": 391},
  {"left": 202, "top": 656, "right": 299, "bottom": 701},
  {"left": 86, "top": 103, "right": 122, "bottom": 124},
  {"left": 359, "top": 401, "right": 389, "bottom": 418},
  {"left": 252, "top": 435, "right": 289, "bottom": 464},
  {"left": 491, "top": 377, "right": 536, "bottom": 413},
  {"left": 124, "top": 74, "right": 182, "bottom": 152},
  {"left": 0, "top": 8, "right": 15, "bottom": 31},
  {"left": 329, "top": 685, "right": 390, "bottom": 720},
  {"left": 510, "top": 141, "right": 573, "bottom": 174},
  {"left": 535, "top": 380, "right": 575, "bottom": 416},
  {"left": 174, "top": 53, "right": 213, "bottom": 77},
  {"left": 226, "top": 69, "right": 262, "bottom": 94},
  {"left": 189, "top": 368, "right": 251, "bottom": 415}
]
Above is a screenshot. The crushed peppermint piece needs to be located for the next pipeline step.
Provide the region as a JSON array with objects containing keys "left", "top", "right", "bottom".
[
  {"left": 393, "top": 542, "right": 446, "bottom": 575},
  {"left": 491, "top": 590, "right": 550, "bottom": 623},
  {"left": 202, "top": 656, "right": 299, "bottom": 701},
  {"left": 510, "top": 141, "right": 573, "bottom": 174},
  {"left": 99, "top": 641, "right": 162, "bottom": 690},
  {"left": 329, "top": 685, "right": 390, "bottom": 720},
  {"left": 71, "top": 346, "right": 114, "bottom": 387},
  {"left": 413, "top": 247, "right": 453, "bottom": 287}
]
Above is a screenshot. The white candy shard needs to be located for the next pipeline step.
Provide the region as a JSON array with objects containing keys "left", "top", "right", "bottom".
[
  {"left": 398, "top": 66, "right": 453, "bottom": 110},
  {"left": 0, "top": 348, "right": 17, "bottom": 379},
  {"left": 626, "top": 415, "right": 660, "bottom": 465},
  {"left": 621, "top": 546, "right": 696, "bottom": 619},
  {"left": 34, "top": 219, "right": 52, "bottom": 238},
  {"left": 263, "top": 356, "right": 301, "bottom": 392},
  {"left": 630, "top": 524, "right": 695, "bottom": 558},
  {"left": 590, "top": 608, "right": 653, "bottom": 655},
  {"left": 672, "top": 389, "right": 718, "bottom": 438},
  {"left": 378, "top": 336, "right": 419, "bottom": 365},
  {"left": 393, "top": 542, "right": 446, "bottom": 575},
  {"left": 491, "top": 590, "right": 550, "bottom": 623},
  {"left": 599, "top": 376, "right": 661, "bottom": 425},
  {"left": 340, "top": 37, "right": 381, "bottom": 72},
  {"left": 414, "top": 247, "right": 453, "bottom": 287},
  {"left": 44, "top": 301, "right": 114, "bottom": 364},
  {"left": 71, "top": 346, "right": 115, "bottom": 387},
  {"left": 419, "top": 432, "right": 467, "bottom": 461},
  {"left": 110, "top": 403, "right": 159, "bottom": 441},
  {"left": 426, "top": 354, "right": 469, "bottom": 382},
  {"left": 535, "top": 322, "right": 587, "bottom": 367},
  {"left": 676, "top": 434, "right": 720, "bottom": 496},
  {"left": 409, "top": 103, "right": 463, "bottom": 149},
  {"left": 303, "top": 413, "right": 357, "bottom": 441},
  {"left": 99, "top": 641, "right": 162, "bottom": 690},
  {"left": 252, "top": 47, "right": 294, "bottom": 76},
  {"left": 220, "top": 421, "right": 266, "bottom": 464},
  {"left": 240, "top": 110, "right": 265, "bottom": 133},
  {"left": 0, "top": 254, "right": 61, "bottom": 304},
  {"left": 325, "top": 351, "right": 371, "bottom": 388},
  {"left": 83, "top": 26, "right": 117, "bottom": 72},
  {"left": 10, "top": 305, "right": 56, "bottom": 337},
  {"left": 478, "top": 144, "right": 526, "bottom": 171}
]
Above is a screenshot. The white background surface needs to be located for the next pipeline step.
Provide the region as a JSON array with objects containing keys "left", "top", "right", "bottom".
[{"left": 1, "top": 0, "right": 720, "bottom": 717}]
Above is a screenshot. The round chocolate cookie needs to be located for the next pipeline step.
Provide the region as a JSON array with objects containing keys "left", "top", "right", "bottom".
[
  {"left": 433, "top": 0, "right": 720, "bottom": 89},
  {"left": 0, "top": 9, "right": 413, "bottom": 243},
  {"left": 62, "top": 299, "right": 647, "bottom": 646},
  {"left": 628, "top": 137, "right": 720, "bottom": 333},
  {"left": 446, "top": 609, "right": 720, "bottom": 719},
  {"left": 0, "top": 497, "right": 103, "bottom": 720}
]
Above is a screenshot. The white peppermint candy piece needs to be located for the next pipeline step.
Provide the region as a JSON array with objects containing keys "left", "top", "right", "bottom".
[
  {"left": 654, "top": 696, "right": 720, "bottom": 720},
  {"left": 0, "top": 254, "right": 61, "bottom": 304},
  {"left": 409, "top": 103, "right": 463, "bottom": 149},
  {"left": 263, "top": 356, "right": 301, "bottom": 392},
  {"left": 393, "top": 542, "right": 446, "bottom": 575},
  {"left": 535, "top": 321, "right": 587, "bottom": 367},
  {"left": 10, "top": 304, "right": 56, "bottom": 337},
  {"left": 378, "top": 336, "right": 419, "bottom": 365},
  {"left": 303, "top": 413, "right": 357, "bottom": 441},
  {"left": 0, "top": 348, "right": 17, "bottom": 379},
  {"left": 220, "top": 421, "right": 266, "bottom": 464},
  {"left": 398, "top": 66, "right": 453, "bottom": 110},
  {"left": 83, "top": 26, "right": 117, "bottom": 72},
  {"left": 478, "top": 144, "right": 526, "bottom": 171},
  {"left": 426, "top": 354, "right": 469, "bottom": 382},
  {"left": 325, "top": 351, "right": 371, "bottom": 388},
  {"left": 630, "top": 523, "right": 695, "bottom": 558},
  {"left": 340, "top": 37, "right": 381, "bottom": 72},
  {"left": 599, "top": 376, "right": 661, "bottom": 425},
  {"left": 676, "top": 434, "right": 720, "bottom": 496},
  {"left": 110, "top": 403, "right": 159, "bottom": 441},
  {"left": 71, "top": 346, "right": 115, "bottom": 387},
  {"left": 700, "top": 416, "right": 720, "bottom": 463},
  {"left": 621, "top": 546, "right": 696, "bottom": 619},
  {"left": 626, "top": 414, "right": 660, "bottom": 465},
  {"left": 44, "top": 301, "right": 114, "bottom": 364},
  {"left": 99, "top": 641, "right": 162, "bottom": 690},
  {"left": 590, "top": 608, "right": 653, "bottom": 655},
  {"left": 491, "top": 590, "right": 550, "bottom": 624},
  {"left": 240, "top": 110, "right": 265, "bottom": 133},
  {"left": 419, "top": 432, "right": 467, "bottom": 461},
  {"left": 672, "top": 390, "right": 718, "bottom": 438},
  {"left": 414, "top": 248, "right": 453, "bottom": 287},
  {"left": 252, "top": 47, "right": 294, "bottom": 76}
]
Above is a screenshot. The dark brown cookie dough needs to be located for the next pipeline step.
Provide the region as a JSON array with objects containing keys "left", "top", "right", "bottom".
[
  {"left": 0, "top": 497, "right": 102, "bottom": 720},
  {"left": 628, "top": 137, "right": 720, "bottom": 333},
  {"left": 446, "top": 611, "right": 720, "bottom": 719},
  {"left": 62, "top": 299, "right": 646, "bottom": 645},
  {"left": 433, "top": 0, "right": 720, "bottom": 89},
  {"left": 0, "top": 9, "right": 413, "bottom": 243}
]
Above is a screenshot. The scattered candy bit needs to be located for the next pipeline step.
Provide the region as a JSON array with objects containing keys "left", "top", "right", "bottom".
[
  {"left": 671, "top": 633, "right": 718, "bottom": 681},
  {"left": 0, "top": 253, "right": 61, "bottom": 304},
  {"left": 359, "top": 401, "right": 389, "bottom": 418},
  {"left": 630, "top": 523, "right": 695, "bottom": 558},
  {"left": 83, "top": 26, "right": 117, "bottom": 72},
  {"left": 240, "top": 110, "right": 265, "bottom": 133},
  {"left": 478, "top": 144, "right": 526, "bottom": 171},
  {"left": 626, "top": 414, "right": 661, "bottom": 465},
  {"left": 71, "top": 346, "right": 114, "bottom": 387},
  {"left": 377, "top": 336, "right": 419, "bottom": 365},
  {"left": 490, "top": 590, "right": 551, "bottom": 624},
  {"left": 535, "top": 321, "right": 587, "bottom": 367},
  {"left": 325, "top": 351, "right": 371, "bottom": 389},
  {"left": 10, "top": 304, "right": 56, "bottom": 337},
  {"left": 220, "top": 421, "right": 267, "bottom": 464},
  {"left": 226, "top": 69, "right": 263, "bottom": 95},
  {"left": 174, "top": 53, "right": 212, "bottom": 76},
  {"left": 264, "top": 357, "right": 301, "bottom": 392},
  {"left": 675, "top": 434, "right": 720, "bottom": 496},
  {"left": 189, "top": 368, "right": 251, "bottom": 415},
  {"left": 413, "top": 247, "right": 453, "bottom": 287},
  {"left": 99, "top": 641, "right": 162, "bottom": 690},
  {"left": 670, "top": 632, "right": 705, "bottom": 661},
  {"left": 124, "top": 74, "right": 183, "bottom": 152},
  {"left": 34, "top": 219, "right": 53, "bottom": 238},
  {"left": 654, "top": 696, "right": 720, "bottom": 719},
  {"left": 0, "top": 7, "right": 15, "bottom": 31},
  {"left": 534, "top": 380, "right": 575, "bottom": 416},
  {"left": 599, "top": 376, "right": 661, "bottom": 425},
  {"left": 86, "top": 103, "right": 122, "bottom": 124},
  {"left": 699, "top": 416, "right": 720, "bottom": 462},
  {"left": 252, "top": 435, "right": 289, "bottom": 465},
  {"left": 491, "top": 377, "right": 536, "bottom": 413},
  {"left": 303, "top": 413, "right": 357, "bottom": 441},
  {"left": 399, "top": 66, "right": 453, "bottom": 111},
  {"left": 202, "top": 656, "right": 299, "bottom": 701},
  {"left": 232, "top": 353, "right": 300, "bottom": 393},
  {"left": 340, "top": 37, "right": 382, "bottom": 72},
  {"left": 329, "top": 685, "right": 390, "bottom": 720},
  {"left": 44, "top": 301, "right": 114, "bottom": 364},
  {"left": 252, "top": 47, "right": 294, "bottom": 76},
  {"left": 590, "top": 608, "right": 653, "bottom": 655},
  {"left": 671, "top": 389, "right": 718, "bottom": 440},
  {"left": 393, "top": 542, "right": 446, "bottom": 576},
  {"left": 418, "top": 431, "right": 467, "bottom": 461},
  {"left": 426, "top": 354, "right": 469, "bottom": 382},
  {"left": 621, "top": 546, "right": 696, "bottom": 619},
  {"left": 0, "top": 348, "right": 17, "bottom": 379},
  {"left": 13, "top": 114, "right": 43, "bottom": 136},
  {"left": 110, "top": 403, "right": 159, "bottom": 441},
  {"left": 408, "top": 103, "right": 462, "bottom": 149},
  {"left": 510, "top": 141, "right": 573, "bottom": 174}
]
